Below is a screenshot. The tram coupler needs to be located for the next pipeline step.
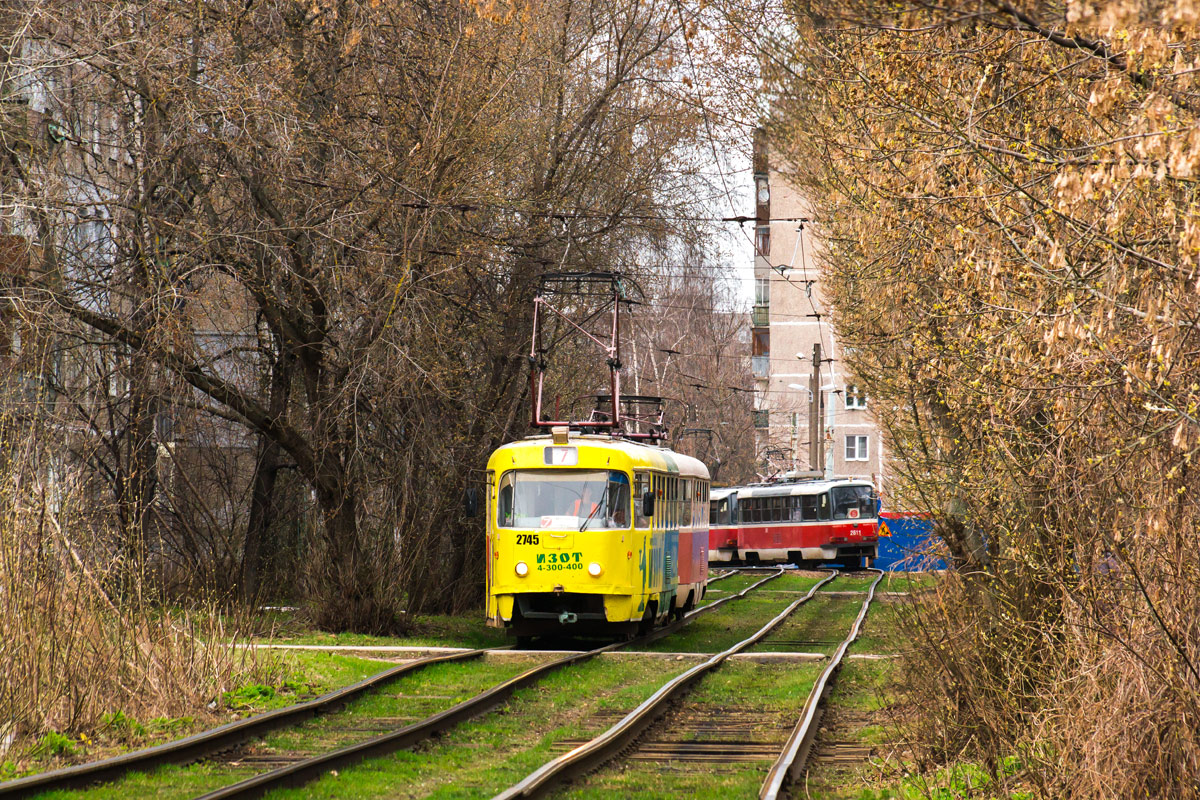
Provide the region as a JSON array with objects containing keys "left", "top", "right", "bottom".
[{"left": 558, "top": 611, "right": 578, "bottom": 624}]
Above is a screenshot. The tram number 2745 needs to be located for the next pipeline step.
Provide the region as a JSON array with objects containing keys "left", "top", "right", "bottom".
[{"left": 516, "top": 534, "right": 540, "bottom": 545}]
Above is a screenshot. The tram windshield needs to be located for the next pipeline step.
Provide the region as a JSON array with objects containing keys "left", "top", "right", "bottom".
[
  {"left": 497, "top": 470, "right": 631, "bottom": 530},
  {"left": 710, "top": 497, "right": 732, "bottom": 526},
  {"left": 831, "top": 485, "right": 876, "bottom": 520}
]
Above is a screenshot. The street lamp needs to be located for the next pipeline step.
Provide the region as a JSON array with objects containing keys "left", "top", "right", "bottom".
[{"left": 787, "top": 383, "right": 812, "bottom": 401}]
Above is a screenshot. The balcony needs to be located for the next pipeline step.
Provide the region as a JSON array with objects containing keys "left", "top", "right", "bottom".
[
  {"left": 751, "top": 304, "right": 769, "bottom": 328},
  {"left": 751, "top": 355, "right": 769, "bottom": 378}
]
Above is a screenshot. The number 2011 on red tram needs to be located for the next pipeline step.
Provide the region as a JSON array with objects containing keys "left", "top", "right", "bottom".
[{"left": 707, "top": 479, "right": 879, "bottom": 567}]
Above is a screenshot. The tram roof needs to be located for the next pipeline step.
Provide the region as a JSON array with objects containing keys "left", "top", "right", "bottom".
[
  {"left": 722, "top": 478, "right": 874, "bottom": 498},
  {"left": 488, "top": 433, "right": 710, "bottom": 480}
]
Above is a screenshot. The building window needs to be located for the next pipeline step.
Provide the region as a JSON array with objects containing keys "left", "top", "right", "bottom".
[
  {"left": 845, "top": 385, "right": 867, "bottom": 410},
  {"left": 845, "top": 435, "right": 869, "bottom": 461},
  {"left": 752, "top": 330, "right": 769, "bottom": 357},
  {"left": 754, "top": 277, "right": 770, "bottom": 307},
  {"left": 755, "top": 226, "right": 770, "bottom": 257},
  {"left": 754, "top": 409, "right": 769, "bottom": 429}
]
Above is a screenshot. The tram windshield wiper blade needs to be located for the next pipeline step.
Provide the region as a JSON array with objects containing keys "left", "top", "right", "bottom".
[{"left": 579, "top": 499, "right": 604, "bottom": 531}]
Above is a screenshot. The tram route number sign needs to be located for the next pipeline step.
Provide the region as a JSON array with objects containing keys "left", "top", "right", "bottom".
[{"left": 536, "top": 552, "right": 584, "bottom": 571}]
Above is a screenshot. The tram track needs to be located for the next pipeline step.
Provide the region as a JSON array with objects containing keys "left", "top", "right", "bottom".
[
  {"left": 0, "top": 568, "right": 780, "bottom": 800},
  {"left": 491, "top": 570, "right": 840, "bottom": 800},
  {"left": 760, "top": 569, "right": 883, "bottom": 800},
  {"left": 0, "top": 649, "right": 489, "bottom": 799},
  {"left": 491, "top": 569, "right": 883, "bottom": 800}
]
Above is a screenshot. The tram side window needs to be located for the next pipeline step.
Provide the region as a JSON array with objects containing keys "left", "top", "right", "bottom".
[
  {"left": 635, "top": 472, "right": 650, "bottom": 528},
  {"left": 669, "top": 476, "right": 676, "bottom": 528},
  {"left": 773, "top": 497, "right": 785, "bottom": 522},
  {"left": 653, "top": 474, "right": 662, "bottom": 525},
  {"left": 663, "top": 475, "right": 672, "bottom": 528},
  {"left": 798, "top": 496, "right": 810, "bottom": 521},
  {"left": 497, "top": 473, "right": 513, "bottom": 527}
]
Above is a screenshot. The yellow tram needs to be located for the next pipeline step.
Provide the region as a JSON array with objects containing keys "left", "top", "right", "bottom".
[{"left": 485, "top": 428, "right": 710, "bottom": 641}]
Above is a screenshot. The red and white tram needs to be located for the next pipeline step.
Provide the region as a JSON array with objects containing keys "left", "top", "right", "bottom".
[{"left": 707, "top": 479, "right": 879, "bottom": 567}]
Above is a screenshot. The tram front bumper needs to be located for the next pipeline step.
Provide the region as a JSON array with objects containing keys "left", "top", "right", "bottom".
[{"left": 489, "top": 592, "right": 641, "bottom": 625}]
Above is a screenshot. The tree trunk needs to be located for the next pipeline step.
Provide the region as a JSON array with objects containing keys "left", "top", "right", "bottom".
[{"left": 241, "top": 348, "right": 293, "bottom": 601}]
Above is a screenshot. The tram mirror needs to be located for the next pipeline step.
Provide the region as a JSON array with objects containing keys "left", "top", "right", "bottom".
[
  {"left": 641, "top": 491, "right": 655, "bottom": 518},
  {"left": 463, "top": 487, "right": 481, "bottom": 518}
]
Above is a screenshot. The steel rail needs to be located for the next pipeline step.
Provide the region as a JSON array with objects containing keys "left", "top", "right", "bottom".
[
  {"left": 187, "top": 569, "right": 786, "bottom": 800},
  {"left": 704, "top": 568, "right": 740, "bottom": 584},
  {"left": 0, "top": 648, "right": 488, "bottom": 799},
  {"left": 491, "top": 569, "right": 839, "bottom": 800},
  {"left": 759, "top": 568, "right": 884, "bottom": 800}
]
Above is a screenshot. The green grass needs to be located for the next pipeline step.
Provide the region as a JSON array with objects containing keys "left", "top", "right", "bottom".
[
  {"left": 699, "top": 572, "right": 760, "bottom": 598},
  {"left": 756, "top": 592, "right": 868, "bottom": 654},
  {"left": 257, "top": 656, "right": 696, "bottom": 799},
  {"left": 642, "top": 576, "right": 823, "bottom": 653},
  {"left": 879, "top": 571, "right": 942, "bottom": 592},
  {"left": 36, "top": 655, "right": 538, "bottom": 800},
  {"left": 828, "top": 659, "right": 895, "bottom": 715},
  {"left": 243, "top": 651, "right": 394, "bottom": 711},
  {"left": 853, "top": 599, "right": 909, "bottom": 654},
  {"left": 13, "top": 651, "right": 385, "bottom": 785},
  {"left": 262, "top": 656, "right": 544, "bottom": 753},
  {"left": 256, "top": 612, "right": 508, "bottom": 649}
]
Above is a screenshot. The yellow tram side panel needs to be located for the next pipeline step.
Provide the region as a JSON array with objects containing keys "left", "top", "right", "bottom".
[{"left": 484, "top": 436, "right": 687, "bottom": 627}]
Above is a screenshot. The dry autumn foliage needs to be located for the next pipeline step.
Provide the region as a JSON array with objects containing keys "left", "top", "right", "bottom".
[{"left": 770, "top": 1, "right": 1200, "bottom": 795}]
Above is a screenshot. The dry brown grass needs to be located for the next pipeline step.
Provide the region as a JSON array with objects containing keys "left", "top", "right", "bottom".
[
  {"left": 0, "top": 455, "right": 281, "bottom": 763},
  {"left": 894, "top": 546, "right": 1200, "bottom": 799}
]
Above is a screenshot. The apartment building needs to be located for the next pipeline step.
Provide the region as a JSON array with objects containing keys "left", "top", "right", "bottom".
[
  {"left": 750, "top": 130, "right": 886, "bottom": 486},
  {"left": 1, "top": 32, "right": 263, "bottom": 542}
]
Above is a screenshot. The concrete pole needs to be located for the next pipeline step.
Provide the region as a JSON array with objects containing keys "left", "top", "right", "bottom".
[{"left": 809, "top": 342, "right": 821, "bottom": 472}]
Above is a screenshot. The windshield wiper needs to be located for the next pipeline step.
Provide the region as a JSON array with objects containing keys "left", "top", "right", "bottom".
[{"left": 579, "top": 498, "right": 604, "bottom": 531}]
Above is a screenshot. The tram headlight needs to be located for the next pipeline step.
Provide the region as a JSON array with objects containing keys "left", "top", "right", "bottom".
[
  {"left": 588, "top": 562, "right": 603, "bottom": 577},
  {"left": 515, "top": 561, "right": 529, "bottom": 577}
]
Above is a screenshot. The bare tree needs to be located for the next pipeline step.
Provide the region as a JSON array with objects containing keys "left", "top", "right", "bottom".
[{"left": 2, "top": 0, "right": 752, "bottom": 629}]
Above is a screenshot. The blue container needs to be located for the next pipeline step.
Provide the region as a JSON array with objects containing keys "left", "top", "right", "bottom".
[{"left": 875, "top": 512, "right": 947, "bottom": 571}]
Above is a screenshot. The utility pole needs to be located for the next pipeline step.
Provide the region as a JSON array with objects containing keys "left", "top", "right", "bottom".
[{"left": 808, "top": 342, "right": 822, "bottom": 472}]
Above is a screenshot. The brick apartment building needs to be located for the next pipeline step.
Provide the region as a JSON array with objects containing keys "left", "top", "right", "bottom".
[{"left": 750, "top": 130, "right": 887, "bottom": 486}]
